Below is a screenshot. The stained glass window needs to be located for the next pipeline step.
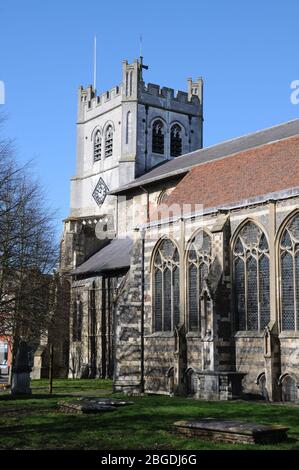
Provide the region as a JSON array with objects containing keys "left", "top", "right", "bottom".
[
  {"left": 153, "top": 239, "right": 180, "bottom": 331},
  {"left": 187, "top": 231, "right": 212, "bottom": 331},
  {"left": 152, "top": 119, "right": 164, "bottom": 154},
  {"left": 280, "top": 213, "right": 299, "bottom": 331},
  {"left": 154, "top": 270, "right": 162, "bottom": 331},
  {"left": 170, "top": 124, "right": 182, "bottom": 157},
  {"left": 233, "top": 221, "right": 270, "bottom": 331}
]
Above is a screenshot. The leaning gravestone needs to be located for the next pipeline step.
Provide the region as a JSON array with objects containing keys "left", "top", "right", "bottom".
[{"left": 11, "top": 341, "right": 32, "bottom": 396}]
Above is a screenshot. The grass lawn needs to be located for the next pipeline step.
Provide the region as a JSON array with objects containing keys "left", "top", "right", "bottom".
[{"left": 0, "top": 379, "right": 299, "bottom": 450}]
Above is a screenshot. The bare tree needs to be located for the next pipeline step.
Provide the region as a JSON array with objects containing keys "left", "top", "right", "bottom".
[{"left": 0, "top": 113, "right": 68, "bottom": 370}]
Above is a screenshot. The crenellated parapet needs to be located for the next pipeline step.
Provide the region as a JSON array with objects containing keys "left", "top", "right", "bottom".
[{"left": 77, "top": 58, "right": 203, "bottom": 122}]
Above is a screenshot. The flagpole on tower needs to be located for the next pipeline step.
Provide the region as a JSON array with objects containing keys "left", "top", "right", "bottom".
[
  {"left": 93, "top": 35, "right": 97, "bottom": 91},
  {"left": 139, "top": 34, "right": 142, "bottom": 59},
  {"left": 138, "top": 34, "right": 149, "bottom": 80}
]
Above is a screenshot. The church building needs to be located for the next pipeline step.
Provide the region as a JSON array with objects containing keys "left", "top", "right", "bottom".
[{"left": 60, "top": 58, "right": 299, "bottom": 402}]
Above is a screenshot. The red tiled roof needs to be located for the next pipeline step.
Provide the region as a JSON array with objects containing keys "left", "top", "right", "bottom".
[{"left": 155, "top": 135, "right": 299, "bottom": 217}]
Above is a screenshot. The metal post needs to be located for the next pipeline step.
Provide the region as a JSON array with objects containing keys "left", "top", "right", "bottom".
[{"left": 49, "top": 344, "right": 54, "bottom": 394}]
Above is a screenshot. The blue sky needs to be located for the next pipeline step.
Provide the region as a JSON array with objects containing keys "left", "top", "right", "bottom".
[{"left": 0, "top": 0, "right": 298, "bottom": 235}]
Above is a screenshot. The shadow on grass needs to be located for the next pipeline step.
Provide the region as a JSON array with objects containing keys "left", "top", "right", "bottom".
[
  {"left": 2, "top": 397, "right": 299, "bottom": 444},
  {"left": 1, "top": 394, "right": 299, "bottom": 450},
  {"left": 0, "top": 393, "right": 72, "bottom": 401}
]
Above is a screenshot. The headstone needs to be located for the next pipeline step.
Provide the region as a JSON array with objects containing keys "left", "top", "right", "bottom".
[{"left": 11, "top": 341, "right": 32, "bottom": 396}]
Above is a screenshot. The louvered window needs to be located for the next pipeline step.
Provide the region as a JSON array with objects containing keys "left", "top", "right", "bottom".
[
  {"left": 94, "top": 130, "right": 101, "bottom": 161},
  {"left": 152, "top": 119, "right": 164, "bottom": 154},
  {"left": 105, "top": 125, "right": 113, "bottom": 157},
  {"left": 170, "top": 124, "right": 182, "bottom": 157}
]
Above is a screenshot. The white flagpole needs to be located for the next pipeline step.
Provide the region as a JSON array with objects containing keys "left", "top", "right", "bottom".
[
  {"left": 93, "top": 35, "right": 97, "bottom": 91},
  {"left": 139, "top": 34, "right": 142, "bottom": 58}
]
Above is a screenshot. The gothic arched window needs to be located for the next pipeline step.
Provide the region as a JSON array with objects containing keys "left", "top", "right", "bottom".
[
  {"left": 187, "top": 231, "right": 212, "bottom": 331},
  {"left": 153, "top": 239, "right": 180, "bottom": 331},
  {"left": 72, "top": 298, "right": 83, "bottom": 341},
  {"left": 280, "top": 212, "right": 299, "bottom": 331},
  {"left": 94, "top": 130, "right": 102, "bottom": 161},
  {"left": 105, "top": 125, "right": 113, "bottom": 157},
  {"left": 170, "top": 124, "right": 182, "bottom": 157},
  {"left": 281, "top": 375, "right": 297, "bottom": 402},
  {"left": 233, "top": 221, "right": 270, "bottom": 331},
  {"left": 152, "top": 119, "right": 164, "bottom": 155}
]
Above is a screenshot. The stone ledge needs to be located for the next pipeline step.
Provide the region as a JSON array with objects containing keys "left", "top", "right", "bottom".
[
  {"left": 145, "top": 332, "right": 175, "bottom": 339},
  {"left": 235, "top": 331, "right": 264, "bottom": 338}
]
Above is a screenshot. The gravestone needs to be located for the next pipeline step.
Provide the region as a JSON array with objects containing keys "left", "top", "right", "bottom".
[{"left": 11, "top": 341, "right": 32, "bottom": 396}]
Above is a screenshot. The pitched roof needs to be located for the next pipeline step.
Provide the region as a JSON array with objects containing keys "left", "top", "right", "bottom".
[
  {"left": 73, "top": 237, "right": 133, "bottom": 276},
  {"left": 162, "top": 134, "right": 299, "bottom": 213},
  {"left": 110, "top": 118, "right": 299, "bottom": 195}
]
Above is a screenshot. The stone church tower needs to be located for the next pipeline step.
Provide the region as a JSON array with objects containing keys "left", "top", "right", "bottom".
[{"left": 60, "top": 58, "right": 203, "bottom": 378}]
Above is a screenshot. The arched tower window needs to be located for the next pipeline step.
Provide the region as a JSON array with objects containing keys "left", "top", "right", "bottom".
[
  {"left": 152, "top": 119, "right": 164, "bottom": 155},
  {"left": 187, "top": 231, "right": 212, "bottom": 331},
  {"left": 153, "top": 239, "right": 180, "bottom": 331},
  {"left": 105, "top": 125, "right": 113, "bottom": 157},
  {"left": 170, "top": 124, "right": 182, "bottom": 157},
  {"left": 280, "top": 212, "right": 299, "bottom": 331},
  {"left": 126, "top": 111, "right": 132, "bottom": 145},
  {"left": 233, "top": 221, "right": 270, "bottom": 331},
  {"left": 93, "top": 130, "right": 102, "bottom": 161}
]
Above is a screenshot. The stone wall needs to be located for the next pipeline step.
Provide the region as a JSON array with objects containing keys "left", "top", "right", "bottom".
[{"left": 114, "top": 194, "right": 299, "bottom": 402}]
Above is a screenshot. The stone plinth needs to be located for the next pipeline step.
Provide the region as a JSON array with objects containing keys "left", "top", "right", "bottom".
[
  {"left": 11, "top": 372, "right": 31, "bottom": 396},
  {"left": 197, "top": 371, "right": 246, "bottom": 400},
  {"left": 174, "top": 419, "right": 289, "bottom": 444}
]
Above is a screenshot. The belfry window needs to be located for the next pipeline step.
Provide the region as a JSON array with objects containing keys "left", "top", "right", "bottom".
[
  {"left": 94, "top": 130, "right": 102, "bottom": 161},
  {"left": 170, "top": 124, "right": 182, "bottom": 157},
  {"left": 233, "top": 221, "right": 270, "bottom": 331},
  {"left": 187, "top": 231, "right": 212, "bottom": 331},
  {"left": 280, "top": 213, "right": 299, "bottom": 331},
  {"left": 105, "top": 125, "right": 113, "bottom": 157},
  {"left": 152, "top": 119, "right": 164, "bottom": 154},
  {"left": 153, "top": 239, "right": 180, "bottom": 332}
]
